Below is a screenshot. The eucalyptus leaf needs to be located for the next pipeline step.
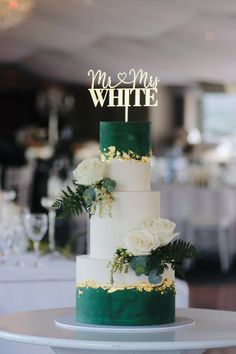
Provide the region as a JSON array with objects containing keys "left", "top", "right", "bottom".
[
  {"left": 130, "top": 256, "right": 148, "bottom": 276},
  {"left": 101, "top": 178, "right": 116, "bottom": 192},
  {"left": 134, "top": 266, "right": 146, "bottom": 276},
  {"left": 82, "top": 187, "right": 96, "bottom": 205},
  {"left": 148, "top": 269, "right": 162, "bottom": 284}
]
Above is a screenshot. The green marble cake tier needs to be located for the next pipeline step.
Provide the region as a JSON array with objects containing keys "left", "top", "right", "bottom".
[
  {"left": 76, "top": 286, "right": 175, "bottom": 326},
  {"left": 100, "top": 122, "right": 151, "bottom": 157}
]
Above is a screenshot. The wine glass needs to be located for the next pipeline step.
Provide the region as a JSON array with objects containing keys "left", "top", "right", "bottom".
[
  {"left": 24, "top": 213, "right": 48, "bottom": 267},
  {"left": 11, "top": 222, "right": 28, "bottom": 267},
  {"left": 0, "top": 223, "right": 14, "bottom": 264}
]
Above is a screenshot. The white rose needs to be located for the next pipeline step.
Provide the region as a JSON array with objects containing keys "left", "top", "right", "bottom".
[
  {"left": 73, "top": 158, "right": 105, "bottom": 186},
  {"left": 126, "top": 229, "right": 160, "bottom": 256},
  {"left": 142, "top": 217, "right": 178, "bottom": 247}
]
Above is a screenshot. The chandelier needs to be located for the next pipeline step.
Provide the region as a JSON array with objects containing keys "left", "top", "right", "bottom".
[{"left": 0, "top": 0, "right": 35, "bottom": 30}]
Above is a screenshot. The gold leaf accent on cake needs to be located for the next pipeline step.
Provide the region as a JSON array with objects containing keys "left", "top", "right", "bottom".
[
  {"left": 108, "top": 286, "right": 126, "bottom": 293},
  {"left": 141, "top": 156, "right": 150, "bottom": 163},
  {"left": 126, "top": 285, "right": 136, "bottom": 290},
  {"left": 76, "top": 279, "right": 176, "bottom": 295},
  {"left": 77, "top": 280, "right": 99, "bottom": 289},
  {"left": 100, "top": 146, "right": 151, "bottom": 163},
  {"left": 109, "top": 146, "right": 116, "bottom": 154},
  {"left": 100, "top": 154, "right": 106, "bottom": 162},
  {"left": 122, "top": 152, "right": 130, "bottom": 160}
]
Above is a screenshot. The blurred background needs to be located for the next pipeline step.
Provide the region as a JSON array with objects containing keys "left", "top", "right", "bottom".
[{"left": 1, "top": 1, "right": 236, "bottom": 352}]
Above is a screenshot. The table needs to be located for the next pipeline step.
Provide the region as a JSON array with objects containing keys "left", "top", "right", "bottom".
[
  {"left": 1, "top": 307, "right": 236, "bottom": 354},
  {"left": 0, "top": 253, "right": 75, "bottom": 315},
  {"left": 0, "top": 254, "right": 75, "bottom": 354}
]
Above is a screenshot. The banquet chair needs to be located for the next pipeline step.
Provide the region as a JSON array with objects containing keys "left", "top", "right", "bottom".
[{"left": 185, "top": 186, "right": 236, "bottom": 272}]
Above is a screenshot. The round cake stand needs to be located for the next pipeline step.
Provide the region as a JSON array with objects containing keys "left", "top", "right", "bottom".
[
  {"left": 55, "top": 314, "right": 195, "bottom": 333},
  {"left": 1, "top": 308, "right": 236, "bottom": 354}
]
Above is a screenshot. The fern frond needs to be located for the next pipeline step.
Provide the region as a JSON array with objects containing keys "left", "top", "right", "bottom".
[{"left": 52, "top": 184, "right": 86, "bottom": 219}]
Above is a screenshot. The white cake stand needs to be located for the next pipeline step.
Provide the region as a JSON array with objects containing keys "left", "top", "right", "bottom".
[
  {"left": 55, "top": 314, "right": 195, "bottom": 333},
  {"left": 1, "top": 307, "right": 236, "bottom": 354}
]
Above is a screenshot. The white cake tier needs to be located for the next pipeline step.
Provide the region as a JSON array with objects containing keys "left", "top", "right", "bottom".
[
  {"left": 90, "top": 191, "right": 160, "bottom": 258},
  {"left": 76, "top": 255, "right": 174, "bottom": 285},
  {"left": 104, "top": 159, "right": 150, "bottom": 192}
]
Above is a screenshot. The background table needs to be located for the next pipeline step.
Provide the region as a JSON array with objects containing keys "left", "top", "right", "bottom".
[
  {"left": 0, "top": 253, "right": 189, "bottom": 354},
  {"left": 1, "top": 307, "right": 236, "bottom": 354},
  {"left": 0, "top": 254, "right": 75, "bottom": 354},
  {"left": 0, "top": 254, "right": 75, "bottom": 314}
]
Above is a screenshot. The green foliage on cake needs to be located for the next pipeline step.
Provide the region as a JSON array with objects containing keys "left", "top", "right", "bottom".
[
  {"left": 108, "top": 217, "right": 198, "bottom": 284},
  {"left": 53, "top": 157, "right": 116, "bottom": 218}
]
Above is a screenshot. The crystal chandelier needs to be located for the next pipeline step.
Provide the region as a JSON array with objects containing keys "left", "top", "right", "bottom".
[{"left": 0, "top": 0, "right": 35, "bottom": 30}]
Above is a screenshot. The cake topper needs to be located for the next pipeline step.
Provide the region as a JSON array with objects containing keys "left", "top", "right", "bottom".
[{"left": 88, "top": 69, "right": 159, "bottom": 122}]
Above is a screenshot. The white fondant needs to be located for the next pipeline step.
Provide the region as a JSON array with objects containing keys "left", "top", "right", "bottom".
[
  {"left": 76, "top": 255, "right": 174, "bottom": 285},
  {"left": 90, "top": 191, "right": 160, "bottom": 258},
  {"left": 105, "top": 159, "right": 150, "bottom": 192}
]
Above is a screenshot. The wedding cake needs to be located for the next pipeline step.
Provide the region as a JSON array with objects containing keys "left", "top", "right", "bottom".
[
  {"left": 53, "top": 68, "right": 197, "bottom": 326},
  {"left": 75, "top": 121, "right": 176, "bottom": 326},
  {"left": 54, "top": 119, "right": 196, "bottom": 326}
]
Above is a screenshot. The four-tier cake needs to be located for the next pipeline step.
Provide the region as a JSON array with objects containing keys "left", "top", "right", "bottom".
[{"left": 76, "top": 121, "right": 176, "bottom": 326}]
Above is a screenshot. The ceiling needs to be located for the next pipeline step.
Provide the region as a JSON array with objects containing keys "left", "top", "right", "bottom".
[{"left": 1, "top": 0, "right": 236, "bottom": 85}]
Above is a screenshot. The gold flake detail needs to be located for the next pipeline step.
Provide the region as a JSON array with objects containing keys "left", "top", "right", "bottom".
[
  {"left": 100, "top": 146, "right": 151, "bottom": 163},
  {"left": 76, "top": 279, "right": 175, "bottom": 294}
]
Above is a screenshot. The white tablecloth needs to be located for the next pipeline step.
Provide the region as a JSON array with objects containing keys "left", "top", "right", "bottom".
[
  {"left": 0, "top": 253, "right": 189, "bottom": 354},
  {"left": 0, "top": 253, "right": 75, "bottom": 354}
]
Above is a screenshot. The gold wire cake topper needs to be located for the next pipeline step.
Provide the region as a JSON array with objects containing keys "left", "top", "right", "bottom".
[{"left": 88, "top": 69, "right": 160, "bottom": 122}]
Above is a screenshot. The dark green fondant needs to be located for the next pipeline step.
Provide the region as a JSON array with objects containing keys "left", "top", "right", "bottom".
[
  {"left": 100, "top": 122, "right": 151, "bottom": 156},
  {"left": 76, "top": 287, "right": 175, "bottom": 326}
]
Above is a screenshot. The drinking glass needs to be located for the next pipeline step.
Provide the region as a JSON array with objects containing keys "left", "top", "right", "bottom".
[
  {"left": 0, "top": 223, "right": 14, "bottom": 264},
  {"left": 24, "top": 213, "right": 48, "bottom": 267}
]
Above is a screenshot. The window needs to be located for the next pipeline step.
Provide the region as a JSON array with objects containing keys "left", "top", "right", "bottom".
[{"left": 202, "top": 93, "right": 236, "bottom": 142}]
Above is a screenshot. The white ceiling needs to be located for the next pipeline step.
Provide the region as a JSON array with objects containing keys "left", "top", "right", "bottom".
[{"left": 1, "top": 0, "right": 236, "bottom": 85}]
